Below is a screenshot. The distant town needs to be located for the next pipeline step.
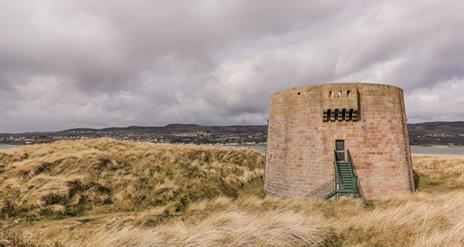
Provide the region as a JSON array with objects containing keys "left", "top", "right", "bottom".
[
  {"left": 0, "top": 121, "right": 463, "bottom": 146},
  {"left": 0, "top": 124, "right": 267, "bottom": 146}
]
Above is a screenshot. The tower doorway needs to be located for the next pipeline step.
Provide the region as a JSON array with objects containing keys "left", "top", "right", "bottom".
[{"left": 335, "top": 140, "right": 345, "bottom": 162}]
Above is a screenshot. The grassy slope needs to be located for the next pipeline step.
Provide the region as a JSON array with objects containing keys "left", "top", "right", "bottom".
[
  {"left": 1, "top": 140, "right": 463, "bottom": 247},
  {"left": 0, "top": 139, "right": 264, "bottom": 221}
]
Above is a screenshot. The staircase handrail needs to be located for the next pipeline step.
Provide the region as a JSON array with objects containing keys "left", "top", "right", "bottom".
[{"left": 304, "top": 178, "right": 336, "bottom": 199}]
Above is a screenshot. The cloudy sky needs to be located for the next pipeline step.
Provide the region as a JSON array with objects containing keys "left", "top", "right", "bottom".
[{"left": 1, "top": 0, "right": 463, "bottom": 132}]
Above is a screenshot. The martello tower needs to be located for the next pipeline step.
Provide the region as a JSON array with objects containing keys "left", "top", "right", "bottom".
[{"left": 264, "top": 83, "right": 415, "bottom": 200}]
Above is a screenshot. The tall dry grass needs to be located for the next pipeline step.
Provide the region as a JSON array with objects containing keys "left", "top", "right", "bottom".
[
  {"left": 10, "top": 192, "right": 463, "bottom": 247},
  {"left": 412, "top": 154, "right": 464, "bottom": 192},
  {"left": 0, "top": 139, "right": 264, "bottom": 220},
  {"left": 0, "top": 230, "right": 63, "bottom": 247},
  {"left": 1, "top": 139, "right": 463, "bottom": 247},
  {"left": 86, "top": 191, "right": 464, "bottom": 247}
]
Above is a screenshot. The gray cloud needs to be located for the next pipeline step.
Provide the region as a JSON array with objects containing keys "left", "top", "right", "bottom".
[{"left": 1, "top": 0, "right": 463, "bottom": 132}]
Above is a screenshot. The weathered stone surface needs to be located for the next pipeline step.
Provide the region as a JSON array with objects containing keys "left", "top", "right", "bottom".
[{"left": 264, "top": 82, "right": 414, "bottom": 200}]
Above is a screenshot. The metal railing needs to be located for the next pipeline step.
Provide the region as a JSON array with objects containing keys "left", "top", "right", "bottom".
[
  {"left": 304, "top": 178, "right": 335, "bottom": 199},
  {"left": 304, "top": 149, "right": 361, "bottom": 200}
]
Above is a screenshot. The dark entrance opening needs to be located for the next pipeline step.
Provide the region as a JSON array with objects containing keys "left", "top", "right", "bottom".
[{"left": 335, "top": 140, "right": 345, "bottom": 162}]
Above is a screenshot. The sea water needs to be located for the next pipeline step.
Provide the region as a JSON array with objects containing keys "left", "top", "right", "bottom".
[
  {"left": 0, "top": 144, "right": 22, "bottom": 150},
  {"left": 1, "top": 143, "right": 463, "bottom": 155},
  {"left": 240, "top": 145, "right": 464, "bottom": 155}
]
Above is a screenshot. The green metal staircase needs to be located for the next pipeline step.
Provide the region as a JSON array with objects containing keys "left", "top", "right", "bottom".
[{"left": 305, "top": 149, "right": 360, "bottom": 200}]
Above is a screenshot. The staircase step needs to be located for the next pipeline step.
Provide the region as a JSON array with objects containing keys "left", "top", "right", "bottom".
[
  {"left": 340, "top": 188, "right": 355, "bottom": 191},
  {"left": 329, "top": 149, "right": 361, "bottom": 200}
]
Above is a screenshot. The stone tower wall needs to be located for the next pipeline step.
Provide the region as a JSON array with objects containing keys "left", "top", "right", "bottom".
[{"left": 264, "top": 83, "right": 414, "bottom": 200}]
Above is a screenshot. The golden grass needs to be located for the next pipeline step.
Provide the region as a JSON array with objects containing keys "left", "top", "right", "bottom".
[
  {"left": 87, "top": 191, "right": 464, "bottom": 247},
  {"left": 1, "top": 139, "right": 463, "bottom": 247},
  {"left": 93, "top": 208, "right": 331, "bottom": 246},
  {"left": 7, "top": 192, "right": 464, "bottom": 247},
  {"left": 0, "top": 139, "right": 264, "bottom": 220},
  {"left": 412, "top": 154, "right": 464, "bottom": 192},
  {"left": 0, "top": 230, "right": 62, "bottom": 247}
]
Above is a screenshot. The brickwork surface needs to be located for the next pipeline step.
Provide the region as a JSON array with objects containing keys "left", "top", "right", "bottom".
[{"left": 264, "top": 83, "right": 415, "bottom": 200}]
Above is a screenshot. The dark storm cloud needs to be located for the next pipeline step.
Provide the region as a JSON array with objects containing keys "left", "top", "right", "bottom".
[{"left": 0, "top": 0, "right": 462, "bottom": 132}]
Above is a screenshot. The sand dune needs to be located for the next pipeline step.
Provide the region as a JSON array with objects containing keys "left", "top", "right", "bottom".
[{"left": 1, "top": 139, "right": 463, "bottom": 247}]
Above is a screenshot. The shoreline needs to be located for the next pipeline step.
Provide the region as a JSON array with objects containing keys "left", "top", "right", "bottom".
[
  {"left": 410, "top": 144, "right": 464, "bottom": 148},
  {"left": 412, "top": 153, "right": 464, "bottom": 157},
  {"left": 1, "top": 143, "right": 463, "bottom": 156},
  {"left": 1, "top": 142, "right": 463, "bottom": 147}
]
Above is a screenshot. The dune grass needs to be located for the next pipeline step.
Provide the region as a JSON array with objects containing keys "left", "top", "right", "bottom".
[
  {"left": 0, "top": 139, "right": 264, "bottom": 221},
  {"left": 1, "top": 139, "right": 463, "bottom": 247},
  {"left": 94, "top": 191, "right": 464, "bottom": 247},
  {"left": 411, "top": 154, "right": 464, "bottom": 192}
]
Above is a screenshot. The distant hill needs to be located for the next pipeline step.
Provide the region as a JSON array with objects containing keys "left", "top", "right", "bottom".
[
  {"left": 65, "top": 124, "right": 267, "bottom": 133},
  {"left": 408, "top": 121, "right": 464, "bottom": 145},
  {"left": 1, "top": 121, "right": 462, "bottom": 146},
  {"left": 64, "top": 122, "right": 463, "bottom": 145}
]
